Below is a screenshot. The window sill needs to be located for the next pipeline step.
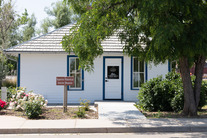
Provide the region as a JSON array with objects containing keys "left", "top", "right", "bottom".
[{"left": 68, "top": 89, "right": 84, "bottom": 91}]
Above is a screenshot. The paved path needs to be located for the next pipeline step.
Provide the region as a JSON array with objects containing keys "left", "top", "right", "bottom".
[
  {"left": 96, "top": 102, "right": 146, "bottom": 120},
  {"left": 1, "top": 102, "right": 207, "bottom": 134}
]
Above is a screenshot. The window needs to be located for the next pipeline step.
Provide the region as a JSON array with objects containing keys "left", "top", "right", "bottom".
[
  {"left": 131, "top": 57, "right": 146, "bottom": 89},
  {"left": 68, "top": 56, "right": 84, "bottom": 90}
]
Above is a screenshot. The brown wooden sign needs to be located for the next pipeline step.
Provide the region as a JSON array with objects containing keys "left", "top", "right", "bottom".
[
  {"left": 56, "top": 77, "right": 74, "bottom": 86},
  {"left": 56, "top": 76, "right": 74, "bottom": 113}
]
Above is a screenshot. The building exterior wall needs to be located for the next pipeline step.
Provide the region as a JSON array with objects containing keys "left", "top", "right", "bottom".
[{"left": 20, "top": 53, "right": 169, "bottom": 104}]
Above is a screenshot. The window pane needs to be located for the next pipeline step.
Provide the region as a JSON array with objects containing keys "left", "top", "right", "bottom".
[
  {"left": 139, "top": 61, "right": 144, "bottom": 72},
  {"left": 133, "top": 58, "right": 138, "bottom": 72},
  {"left": 69, "top": 57, "right": 83, "bottom": 89},
  {"left": 70, "top": 73, "right": 75, "bottom": 88},
  {"left": 107, "top": 66, "right": 119, "bottom": 79},
  {"left": 133, "top": 73, "right": 139, "bottom": 88},
  {"left": 70, "top": 59, "right": 75, "bottom": 73},
  {"left": 140, "top": 73, "right": 144, "bottom": 86},
  {"left": 76, "top": 58, "right": 81, "bottom": 73},
  {"left": 76, "top": 73, "right": 81, "bottom": 88}
]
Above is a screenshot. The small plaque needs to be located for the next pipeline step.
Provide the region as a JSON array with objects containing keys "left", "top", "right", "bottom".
[
  {"left": 107, "top": 66, "right": 119, "bottom": 79},
  {"left": 56, "top": 77, "right": 74, "bottom": 86}
]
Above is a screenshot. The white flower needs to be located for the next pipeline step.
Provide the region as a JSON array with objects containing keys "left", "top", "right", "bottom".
[
  {"left": 16, "top": 105, "right": 21, "bottom": 110},
  {"left": 17, "top": 93, "right": 21, "bottom": 99},
  {"left": 9, "top": 102, "right": 15, "bottom": 109},
  {"left": 16, "top": 104, "right": 24, "bottom": 111},
  {"left": 34, "top": 96, "right": 38, "bottom": 100},
  {"left": 23, "top": 96, "right": 27, "bottom": 101}
]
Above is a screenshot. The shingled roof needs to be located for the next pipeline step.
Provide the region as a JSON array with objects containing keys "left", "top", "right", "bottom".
[{"left": 5, "top": 24, "right": 124, "bottom": 53}]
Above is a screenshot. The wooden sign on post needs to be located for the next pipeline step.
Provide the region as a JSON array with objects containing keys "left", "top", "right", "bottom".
[{"left": 56, "top": 76, "right": 74, "bottom": 112}]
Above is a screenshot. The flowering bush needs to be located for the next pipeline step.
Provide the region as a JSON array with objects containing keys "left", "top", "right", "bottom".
[
  {"left": 25, "top": 100, "right": 43, "bottom": 119},
  {"left": 9, "top": 87, "right": 48, "bottom": 111},
  {"left": 0, "top": 99, "right": 7, "bottom": 111}
]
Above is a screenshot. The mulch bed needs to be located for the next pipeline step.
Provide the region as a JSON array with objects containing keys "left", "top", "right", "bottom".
[
  {"left": 0, "top": 106, "right": 98, "bottom": 120},
  {"left": 140, "top": 108, "right": 207, "bottom": 118}
]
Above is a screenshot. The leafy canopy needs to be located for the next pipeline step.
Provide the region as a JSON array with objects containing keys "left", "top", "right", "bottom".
[
  {"left": 62, "top": 0, "right": 207, "bottom": 70},
  {"left": 39, "top": 0, "right": 78, "bottom": 34},
  {"left": 0, "top": 0, "right": 36, "bottom": 86}
]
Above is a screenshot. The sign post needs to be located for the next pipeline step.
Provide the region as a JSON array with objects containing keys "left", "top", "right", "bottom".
[{"left": 56, "top": 77, "right": 74, "bottom": 112}]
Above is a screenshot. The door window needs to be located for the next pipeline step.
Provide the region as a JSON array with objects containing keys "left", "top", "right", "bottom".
[{"left": 107, "top": 66, "right": 119, "bottom": 79}]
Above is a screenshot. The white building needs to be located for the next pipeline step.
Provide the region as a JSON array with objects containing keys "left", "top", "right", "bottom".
[{"left": 5, "top": 24, "right": 170, "bottom": 104}]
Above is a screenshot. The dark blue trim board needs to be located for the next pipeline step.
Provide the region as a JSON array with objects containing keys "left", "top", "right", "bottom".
[
  {"left": 145, "top": 62, "right": 148, "bottom": 81},
  {"left": 17, "top": 54, "right": 20, "bottom": 87},
  {"left": 103, "top": 56, "right": 124, "bottom": 100},
  {"left": 130, "top": 56, "right": 148, "bottom": 90},
  {"left": 168, "top": 60, "right": 171, "bottom": 72},
  {"left": 67, "top": 55, "right": 84, "bottom": 91}
]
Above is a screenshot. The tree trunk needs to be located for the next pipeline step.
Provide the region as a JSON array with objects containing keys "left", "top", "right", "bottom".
[
  {"left": 179, "top": 57, "right": 197, "bottom": 116},
  {"left": 194, "top": 55, "right": 206, "bottom": 107}
]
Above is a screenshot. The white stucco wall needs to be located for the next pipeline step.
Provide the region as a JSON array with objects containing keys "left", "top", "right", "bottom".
[{"left": 20, "top": 53, "right": 169, "bottom": 104}]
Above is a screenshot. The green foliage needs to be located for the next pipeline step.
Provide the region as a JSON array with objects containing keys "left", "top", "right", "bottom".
[
  {"left": 22, "top": 14, "right": 36, "bottom": 41},
  {"left": 199, "top": 81, "right": 207, "bottom": 109},
  {"left": 39, "top": 0, "right": 77, "bottom": 34},
  {"left": 6, "top": 87, "right": 17, "bottom": 102},
  {"left": 0, "top": 1, "right": 36, "bottom": 85},
  {"left": 75, "top": 106, "right": 85, "bottom": 118},
  {"left": 171, "top": 90, "right": 184, "bottom": 112},
  {"left": 137, "top": 72, "right": 207, "bottom": 112},
  {"left": 62, "top": 2, "right": 207, "bottom": 110},
  {"left": 80, "top": 99, "right": 90, "bottom": 111},
  {"left": 75, "top": 99, "right": 90, "bottom": 118},
  {"left": 24, "top": 101, "right": 43, "bottom": 119}
]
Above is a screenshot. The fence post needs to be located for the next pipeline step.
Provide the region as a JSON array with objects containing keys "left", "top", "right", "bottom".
[{"left": 1, "top": 87, "right": 7, "bottom": 101}]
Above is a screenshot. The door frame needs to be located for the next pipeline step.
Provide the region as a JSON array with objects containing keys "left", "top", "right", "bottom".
[{"left": 103, "top": 56, "right": 124, "bottom": 100}]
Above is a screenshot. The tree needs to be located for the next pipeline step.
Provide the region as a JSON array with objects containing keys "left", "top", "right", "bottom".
[
  {"left": 62, "top": 0, "right": 207, "bottom": 116},
  {"left": 39, "top": 0, "right": 77, "bottom": 34},
  {"left": 22, "top": 14, "right": 36, "bottom": 41},
  {"left": 0, "top": 0, "right": 33, "bottom": 86}
]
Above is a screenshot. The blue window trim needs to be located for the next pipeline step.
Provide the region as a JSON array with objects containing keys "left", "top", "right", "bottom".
[
  {"left": 67, "top": 55, "right": 84, "bottom": 91},
  {"left": 168, "top": 60, "right": 171, "bottom": 72},
  {"left": 130, "top": 56, "right": 148, "bottom": 90},
  {"left": 103, "top": 56, "right": 124, "bottom": 101},
  {"left": 17, "top": 54, "right": 21, "bottom": 87}
]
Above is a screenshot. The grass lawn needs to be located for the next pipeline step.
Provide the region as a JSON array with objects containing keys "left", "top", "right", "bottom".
[
  {"left": 0, "top": 106, "right": 98, "bottom": 120},
  {"left": 139, "top": 105, "right": 207, "bottom": 118}
]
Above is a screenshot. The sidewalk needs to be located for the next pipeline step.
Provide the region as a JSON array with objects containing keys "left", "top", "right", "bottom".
[
  {"left": 1, "top": 116, "right": 207, "bottom": 134},
  {"left": 1, "top": 102, "right": 207, "bottom": 134}
]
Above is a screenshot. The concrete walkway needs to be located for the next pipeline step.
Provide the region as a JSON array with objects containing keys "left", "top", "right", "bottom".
[
  {"left": 96, "top": 102, "right": 146, "bottom": 120},
  {"left": 1, "top": 102, "right": 207, "bottom": 134}
]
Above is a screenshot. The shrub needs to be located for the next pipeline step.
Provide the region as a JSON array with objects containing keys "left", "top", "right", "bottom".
[
  {"left": 137, "top": 72, "right": 207, "bottom": 112},
  {"left": 199, "top": 81, "right": 207, "bottom": 110},
  {"left": 75, "top": 107, "right": 86, "bottom": 118},
  {"left": 7, "top": 87, "right": 18, "bottom": 102},
  {"left": 0, "top": 99, "right": 7, "bottom": 110},
  {"left": 137, "top": 76, "right": 163, "bottom": 111},
  {"left": 75, "top": 99, "right": 90, "bottom": 118},
  {"left": 80, "top": 99, "right": 90, "bottom": 111},
  {"left": 8, "top": 87, "right": 48, "bottom": 118},
  {"left": 9, "top": 87, "right": 48, "bottom": 111},
  {"left": 24, "top": 100, "right": 43, "bottom": 119}
]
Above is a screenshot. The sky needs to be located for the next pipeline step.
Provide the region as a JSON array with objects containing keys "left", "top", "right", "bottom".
[{"left": 15, "top": 0, "right": 58, "bottom": 28}]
